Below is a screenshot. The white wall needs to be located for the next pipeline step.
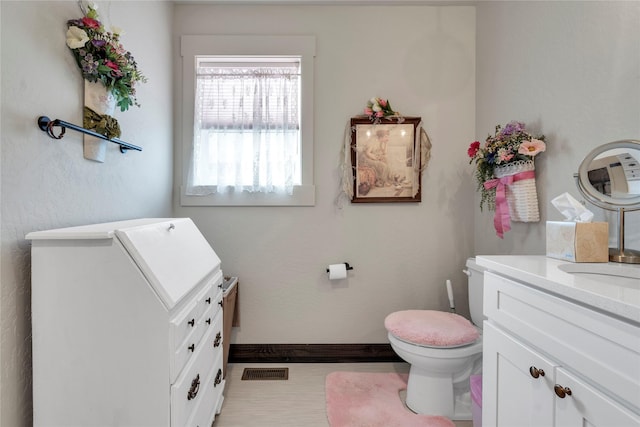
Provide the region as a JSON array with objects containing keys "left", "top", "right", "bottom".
[
  {"left": 475, "top": 1, "right": 640, "bottom": 255},
  {"left": 0, "top": 2, "right": 174, "bottom": 425},
  {"left": 173, "top": 4, "right": 477, "bottom": 344}
]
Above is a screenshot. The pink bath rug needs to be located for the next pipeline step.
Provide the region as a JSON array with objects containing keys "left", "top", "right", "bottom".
[{"left": 325, "top": 371, "right": 455, "bottom": 427}]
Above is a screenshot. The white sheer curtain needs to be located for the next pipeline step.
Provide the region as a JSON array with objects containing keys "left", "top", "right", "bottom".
[{"left": 186, "top": 61, "right": 301, "bottom": 196}]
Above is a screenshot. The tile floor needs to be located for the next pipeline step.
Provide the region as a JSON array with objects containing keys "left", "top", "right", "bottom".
[{"left": 213, "top": 362, "right": 474, "bottom": 427}]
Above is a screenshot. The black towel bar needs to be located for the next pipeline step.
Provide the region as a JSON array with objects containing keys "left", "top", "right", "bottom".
[{"left": 37, "top": 116, "right": 141, "bottom": 153}]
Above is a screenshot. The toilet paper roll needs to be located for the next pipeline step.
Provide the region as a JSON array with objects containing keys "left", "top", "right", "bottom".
[{"left": 328, "top": 263, "right": 347, "bottom": 280}]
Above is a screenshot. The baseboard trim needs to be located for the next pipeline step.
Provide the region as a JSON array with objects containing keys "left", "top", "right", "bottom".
[{"left": 229, "top": 343, "right": 402, "bottom": 363}]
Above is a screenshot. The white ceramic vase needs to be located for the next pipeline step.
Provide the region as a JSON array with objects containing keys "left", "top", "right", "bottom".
[{"left": 83, "top": 80, "right": 117, "bottom": 162}]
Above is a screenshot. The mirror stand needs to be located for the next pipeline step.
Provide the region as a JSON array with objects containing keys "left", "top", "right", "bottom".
[
  {"left": 610, "top": 207, "right": 640, "bottom": 264},
  {"left": 575, "top": 139, "right": 640, "bottom": 264}
]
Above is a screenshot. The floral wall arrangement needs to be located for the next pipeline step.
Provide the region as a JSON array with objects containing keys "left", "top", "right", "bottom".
[
  {"left": 468, "top": 121, "right": 546, "bottom": 238},
  {"left": 65, "top": 1, "right": 146, "bottom": 161}
]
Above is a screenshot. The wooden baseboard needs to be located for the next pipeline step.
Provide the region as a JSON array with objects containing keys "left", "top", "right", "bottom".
[{"left": 228, "top": 343, "right": 402, "bottom": 363}]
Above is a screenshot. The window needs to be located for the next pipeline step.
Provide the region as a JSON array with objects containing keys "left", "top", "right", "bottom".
[{"left": 181, "top": 36, "right": 316, "bottom": 206}]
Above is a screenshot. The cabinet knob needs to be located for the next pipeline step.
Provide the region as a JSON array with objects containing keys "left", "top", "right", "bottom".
[
  {"left": 206, "top": 318, "right": 211, "bottom": 325},
  {"left": 168, "top": 223, "right": 175, "bottom": 231},
  {"left": 188, "top": 343, "right": 195, "bottom": 352},
  {"left": 554, "top": 384, "right": 572, "bottom": 398},
  {"left": 206, "top": 297, "right": 212, "bottom": 304},
  {"left": 188, "top": 318, "right": 195, "bottom": 327},
  {"left": 214, "top": 369, "right": 222, "bottom": 387},
  {"left": 218, "top": 300, "right": 223, "bottom": 307},
  {"left": 529, "top": 366, "right": 545, "bottom": 378},
  {"left": 214, "top": 332, "right": 222, "bottom": 347}
]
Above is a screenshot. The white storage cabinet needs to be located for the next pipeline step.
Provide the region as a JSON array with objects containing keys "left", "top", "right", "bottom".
[
  {"left": 481, "top": 269, "right": 640, "bottom": 427},
  {"left": 28, "top": 218, "right": 225, "bottom": 427}
]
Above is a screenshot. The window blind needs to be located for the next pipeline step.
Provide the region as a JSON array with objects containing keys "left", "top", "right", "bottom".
[{"left": 196, "top": 58, "right": 301, "bottom": 129}]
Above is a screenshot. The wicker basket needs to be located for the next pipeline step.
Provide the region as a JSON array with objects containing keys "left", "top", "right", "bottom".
[{"left": 494, "top": 160, "right": 540, "bottom": 223}]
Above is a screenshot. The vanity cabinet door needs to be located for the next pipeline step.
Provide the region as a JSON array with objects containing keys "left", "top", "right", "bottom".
[
  {"left": 483, "top": 323, "right": 557, "bottom": 427},
  {"left": 554, "top": 368, "right": 640, "bottom": 427}
]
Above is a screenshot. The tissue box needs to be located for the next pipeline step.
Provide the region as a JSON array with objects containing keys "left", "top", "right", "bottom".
[{"left": 546, "top": 221, "right": 609, "bottom": 263}]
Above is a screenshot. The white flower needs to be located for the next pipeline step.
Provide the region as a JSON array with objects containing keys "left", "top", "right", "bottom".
[
  {"left": 370, "top": 97, "right": 378, "bottom": 105},
  {"left": 372, "top": 104, "right": 382, "bottom": 112},
  {"left": 111, "top": 26, "right": 123, "bottom": 36},
  {"left": 66, "top": 26, "right": 89, "bottom": 49}
]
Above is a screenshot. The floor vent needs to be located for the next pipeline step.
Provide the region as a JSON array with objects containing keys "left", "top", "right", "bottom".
[{"left": 241, "top": 367, "right": 289, "bottom": 381}]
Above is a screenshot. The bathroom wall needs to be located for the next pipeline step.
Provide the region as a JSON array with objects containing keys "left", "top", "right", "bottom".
[
  {"left": 173, "top": 5, "right": 477, "bottom": 344},
  {"left": 474, "top": 1, "right": 640, "bottom": 255},
  {"left": 0, "top": 2, "right": 174, "bottom": 425}
]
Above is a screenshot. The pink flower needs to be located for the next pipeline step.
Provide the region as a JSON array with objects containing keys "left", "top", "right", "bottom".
[
  {"left": 519, "top": 139, "right": 546, "bottom": 157},
  {"left": 364, "top": 107, "right": 373, "bottom": 116},
  {"left": 82, "top": 17, "right": 101, "bottom": 29},
  {"left": 378, "top": 98, "right": 387, "bottom": 108},
  {"left": 468, "top": 141, "right": 480, "bottom": 158},
  {"left": 105, "top": 60, "right": 119, "bottom": 71},
  {"left": 499, "top": 152, "right": 514, "bottom": 162},
  {"left": 376, "top": 111, "right": 384, "bottom": 118}
]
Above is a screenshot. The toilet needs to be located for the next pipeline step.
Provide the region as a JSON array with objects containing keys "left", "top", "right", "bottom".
[{"left": 384, "top": 258, "right": 486, "bottom": 420}]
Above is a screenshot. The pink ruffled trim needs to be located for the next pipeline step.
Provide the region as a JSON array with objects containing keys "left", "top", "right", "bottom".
[{"left": 385, "top": 310, "right": 479, "bottom": 347}]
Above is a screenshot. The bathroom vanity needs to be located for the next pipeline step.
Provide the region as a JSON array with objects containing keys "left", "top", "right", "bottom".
[
  {"left": 477, "top": 255, "right": 640, "bottom": 427},
  {"left": 28, "top": 218, "right": 225, "bottom": 426}
]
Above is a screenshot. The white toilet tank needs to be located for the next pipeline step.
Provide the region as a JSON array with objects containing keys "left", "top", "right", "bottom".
[{"left": 465, "top": 257, "right": 487, "bottom": 328}]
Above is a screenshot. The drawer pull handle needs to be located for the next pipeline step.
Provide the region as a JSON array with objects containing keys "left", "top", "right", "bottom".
[
  {"left": 214, "top": 332, "right": 222, "bottom": 347},
  {"left": 188, "top": 319, "right": 195, "bottom": 327},
  {"left": 529, "top": 366, "right": 545, "bottom": 378},
  {"left": 554, "top": 385, "right": 572, "bottom": 398},
  {"left": 188, "top": 343, "right": 195, "bottom": 352},
  {"left": 218, "top": 301, "right": 223, "bottom": 307},
  {"left": 214, "top": 369, "right": 222, "bottom": 387},
  {"left": 206, "top": 318, "right": 211, "bottom": 325},
  {"left": 168, "top": 223, "right": 175, "bottom": 231},
  {"left": 187, "top": 374, "right": 200, "bottom": 400},
  {"left": 206, "top": 297, "right": 211, "bottom": 304},
  {"left": 218, "top": 283, "right": 223, "bottom": 289}
]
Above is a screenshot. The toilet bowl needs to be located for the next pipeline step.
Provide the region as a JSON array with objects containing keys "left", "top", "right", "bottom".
[{"left": 384, "top": 258, "right": 486, "bottom": 420}]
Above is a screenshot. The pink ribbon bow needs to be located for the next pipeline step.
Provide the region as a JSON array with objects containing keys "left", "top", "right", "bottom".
[{"left": 483, "top": 170, "right": 535, "bottom": 238}]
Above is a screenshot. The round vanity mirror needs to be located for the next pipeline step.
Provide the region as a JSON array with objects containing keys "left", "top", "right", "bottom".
[{"left": 575, "top": 139, "right": 640, "bottom": 263}]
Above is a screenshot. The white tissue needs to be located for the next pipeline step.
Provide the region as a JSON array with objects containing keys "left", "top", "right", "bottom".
[
  {"left": 328, "top": 264, "right": 347, "bottom": 280},
  {"left": 551, "top": 192, "right": 594, "bottom": 222}
]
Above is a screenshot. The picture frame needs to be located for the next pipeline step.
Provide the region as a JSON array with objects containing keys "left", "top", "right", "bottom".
[{"left": 350, "top": 116, "right": 422, "bottom": 203}]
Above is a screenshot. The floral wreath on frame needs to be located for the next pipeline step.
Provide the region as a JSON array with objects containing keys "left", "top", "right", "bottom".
[{"left": 337, "top": 98, "right": 433, "bottom": 205}]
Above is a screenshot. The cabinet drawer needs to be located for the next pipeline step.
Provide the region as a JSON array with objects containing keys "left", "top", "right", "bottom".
[
  {"left": 198, "top": 275, "right": 223, "bottom": 322},
  {"left": 199, "top": 290, "right": 222, "bottom": 336},
  {"left": 172, "top": 308, "right": 223, "bottom": 384},
  {"left": 187, "top": 353, "right": 224, "bottom": 427},
  {"left": 171, "top": 324, "right": 221, "bottom": 427},
  {"left": 171, "top": 299, "right": 200, "bottom": 352},
  {"left": 484, "top": 272, "right": 640, "bottom": 411},
  {"left": 171, "top": 279, "right": 219, "bottom": 348}
]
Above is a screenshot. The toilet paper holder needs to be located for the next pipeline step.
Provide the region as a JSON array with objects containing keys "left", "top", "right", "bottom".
[{"left": 326, "top": 262, "right": 354, "bottom": 272}]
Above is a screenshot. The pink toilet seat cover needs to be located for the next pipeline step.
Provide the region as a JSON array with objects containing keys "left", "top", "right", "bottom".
[{"left": 384, "top": 310, "right": 479, "bottom": 347}]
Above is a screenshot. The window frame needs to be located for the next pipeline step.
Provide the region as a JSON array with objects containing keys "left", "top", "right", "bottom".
[{"left": 180, "top": 35, "right": 316, "bottom": 206}]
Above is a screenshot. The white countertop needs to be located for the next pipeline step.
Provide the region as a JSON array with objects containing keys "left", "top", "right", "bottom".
[{"left": 476, "top": 255, "right": 640, "bottom": 324}]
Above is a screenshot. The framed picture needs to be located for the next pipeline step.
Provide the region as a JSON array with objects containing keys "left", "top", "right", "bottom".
[{"left": 350, "top": 117, "right": 422, "bottom": 203}]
